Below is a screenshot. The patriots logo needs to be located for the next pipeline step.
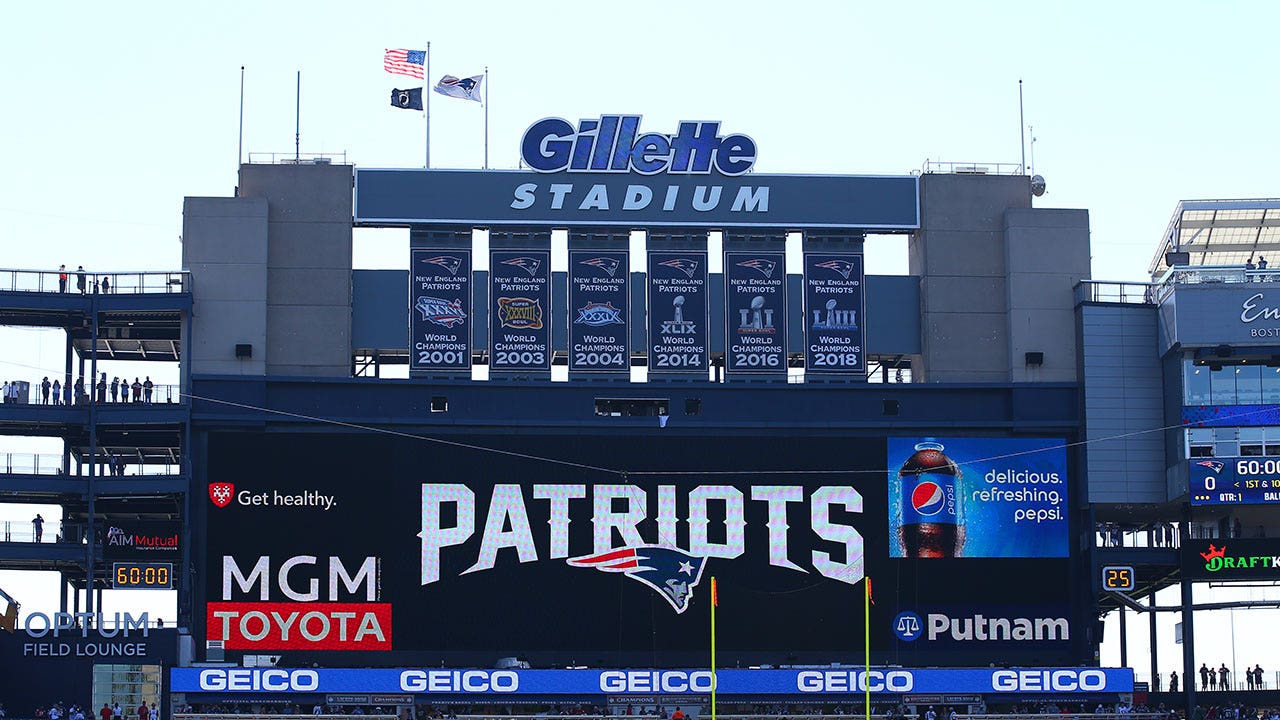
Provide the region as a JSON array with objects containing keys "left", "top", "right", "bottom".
[
  {"left": 815, "top": 259, "right": 855, "bottom": 280},
  {"left": 416, "top": 296, "right": 467, "bottom": 328},
  {"left": 580, "top": 256, "right": 621, "bottom": 277},
  {"left": 208, "top": 482, "right": 234, "bottom": 509},
  {"left": 1195, "top": 460, "right": 1225, "bottom": 473},
  {"left": 440, "top": 75, "right": 477, "bottom": 92},
  {"left": 568, "top": 545, "right": 707, "bottom": 614},
  {"left": 501, "top": 256, "right": 542, "bottom": 276},
  {"left": 736, "top": 258, "right": 777, "bottom": 278},
  {"left": 657, "top": 258, "right": 699, "bottom": 279},
  {"left": 422, "top": 256, "right": 462, "bottom": 276}
]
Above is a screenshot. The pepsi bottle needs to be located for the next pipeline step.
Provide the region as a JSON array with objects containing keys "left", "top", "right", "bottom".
[{"left": 897, "top": 440, "right": 965, "bottom": 557}]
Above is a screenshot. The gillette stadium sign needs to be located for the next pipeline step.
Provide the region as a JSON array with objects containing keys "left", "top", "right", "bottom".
[{"left": 354, "top": 114, "right": 919, "bottom": 229}]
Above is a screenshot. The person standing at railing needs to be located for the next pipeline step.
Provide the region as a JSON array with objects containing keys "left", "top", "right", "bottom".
[
  {"left": 42, "top": 376, "right": 50, "bottom": 404},
  {"left": 58, "top": 264, "right": 68, "bottom": 292},
  {"left": 76, "top": 265, "right": 86, "bottom": 295},
  {"left": 51, "top": 379, "right": 61, "bottom": 405},
  {"left": 73, "top": 376, "right": 85, "bottom": 405},
  {"left": 32, "top": 514, "right": 43, "bottom": 542},
  {"left": 1260, "top": 257, "right": 1269, "bottom": 270},
  {"left": 1169, "top": 669, "right": 1179, "bottom": 693},
  {"left": 1218, "top": 664, "right": 1228, "bottom": 690},
  {"left": 144, "top": 376, "right": 153, "bottom": 403},
  {"left": 131, "top": 377, "right": 142, "bottom": 403},
  {"left": 96, "top": 373, "right": 106, "bottom": 404},
  {"left": 101, "top": 275, "right": 110, "bottom": 294}
]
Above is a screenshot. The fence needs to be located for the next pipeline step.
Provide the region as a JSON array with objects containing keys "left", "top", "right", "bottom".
[
  {"left": 3, "top": 381, "right": 181, "bottom": 405},
  {"left": 0, "top": 452, "right": 180, "bottom": 476},
  {"left": 0, "top": 268, "right": 188, "bottom": 294}
]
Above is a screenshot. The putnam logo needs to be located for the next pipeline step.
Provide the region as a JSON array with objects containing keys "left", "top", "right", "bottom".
[
  {"left": 911, "top": 482, "right": 946, "bottom": 516},
  {"left": 209, "top": 483, "right": 235, "bottom": 508},
  {"left": 497, "top": 297, "right": 544, "bottom": 329}
]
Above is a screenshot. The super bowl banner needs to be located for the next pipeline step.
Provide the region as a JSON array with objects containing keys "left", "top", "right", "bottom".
[
  {"left": 172, "top": 666, "right": 1134, "bottom": 694},
  {"left": 724, "top": 251, "right": 787, "bottom": 376},
  {"left": 803, "top": 253, "right": 865, "bottom": 375},
  {"left": 410, "top": 249, "right": 472, "bottom": 373},
  {"left": 569, "top": 250, "right": 629, "bottom": 373},
  {"left": 647, "top": 251, "right": 709, "bottom": 375},
  {"left": 888, "top": 437, "right": 1068, "bottom": 558},
  {"left": 489, "top": 250, "right": 551, "bottom": 374}
]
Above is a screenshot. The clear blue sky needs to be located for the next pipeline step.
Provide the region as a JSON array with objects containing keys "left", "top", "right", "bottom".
[{"left": 2, "top": 0, "right": 1278, "bottom": 684}]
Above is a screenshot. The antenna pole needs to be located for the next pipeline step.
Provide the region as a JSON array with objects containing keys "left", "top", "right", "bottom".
[
  {"left": 483, "top": 66, "right": 489, "bottom": 170},
  {"left": 1029, "top": 125, "right": 1036, "bottom": 176},
  {"left": 238, "top": 66, "right": 245, "bottom": 169},
  {"left": 430, "top": 42, "right": 435, "bottom": 169},
  {"left": 1018, "top": 79, "right": 1026, "bottom": 175},
  {"left": 295, "top": 70, "right": 301, "bottom": 161}
]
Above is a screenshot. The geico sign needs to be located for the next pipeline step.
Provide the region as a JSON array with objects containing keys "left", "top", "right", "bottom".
[
  {"left": 399, "top": 670, "right": 519, "bottom": 692},
  {"left": 198, "top": 668, "right": 319, "bottom": 691},
  {"left": 797, "top": 670, "right": 914, "bottom": 693},
  {"left": 991, "top": 669, "right": 1108, "bottom": 692},
  {"left": 599, "top": 670, "right": 715, "bottom": 693}
]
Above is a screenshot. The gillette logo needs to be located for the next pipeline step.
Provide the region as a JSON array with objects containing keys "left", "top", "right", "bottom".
[{"left": 520, "top": 115, "right": 756, "bottom": 176}]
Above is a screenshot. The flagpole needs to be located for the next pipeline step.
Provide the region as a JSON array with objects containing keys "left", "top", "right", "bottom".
[
  {"left": 430, "top": 42, "right": 435, "bottom": 169},
  {"left": 294, "top": 70, "right": 301, "bottom": 162},
  {"left": 864, "top": 576, "right": 871, "bottom": 720},
  {"left": 710, "top": 576, "right": 718, "bottom": 720},
  {"left": 483, "top": 66, "right": 489, "bottom": 169},
  {"left": 237, "top": 66, "right": 245, "bottom": 169}
]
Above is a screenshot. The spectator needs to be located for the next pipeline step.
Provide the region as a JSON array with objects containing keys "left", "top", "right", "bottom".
[
  {"left": 74, "top": 377, "right": 85, "bottom": 405},
  {"left": 58, "top": 264, "right": 68, "bottom": 292},
  {"left": 1254, "top": 664, "right": 1263, "bottom": 689},
  {"left": 32, "top": 514, "right": 44, "bottom": 542},
  {"left": 1201, "top": 663, "right": 1211, "bottom": 690},
  {"left": 62, "top": 378, "right": 71, "bottom": 405},
  {"left": 131, "top": 378, "right": 142, "bottom": 403},
  {"left": 76, "top": 265, "right": 87, "bottom": 295},
  {"left": 1170, "top": 669, "right": 1179, "bottom": 693},
  {"left": 136, "top": 702, "right": 148, "bottom": 720},
  {"left": 96, "top": 373, "right": 107, "bottom": 403},
  {"left": 143, "top": 376, "right": 154, "bottom": 403},
  {"left": 111, "top": 377, "right": 120, "bottom": 403},
  {"left": 52, "top": 379, "right": 61, "bottom": 405},
  {"left": 1, "top": 381, "right": 8, "bottom": 404},
  {"left": 1218, "top": 663, "right": 1228, "bottom": 690},
  {"left": 99, "top": 705, "right": 111, "bottom": 720},
  {"left": 101, "top": 275, "right": 111, "bottom": 294},
  {"left": 112, "top": 703, "right": 121, "bottom": 720},
  {"left": 1260, "top": 256, "right": 1269, "bottom": 269},
  {"left": 42, "top": 376, "right": 51, "bottom": 404}
]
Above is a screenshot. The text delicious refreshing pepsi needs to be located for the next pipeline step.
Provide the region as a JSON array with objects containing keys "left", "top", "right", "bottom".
[{"left": 897, "top": 440, "right": 965, "bottom": 557}]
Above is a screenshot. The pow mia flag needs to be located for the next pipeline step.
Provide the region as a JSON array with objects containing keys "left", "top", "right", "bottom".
[{"left": 391, "top": 87, "right": 423, "bottom": 111}]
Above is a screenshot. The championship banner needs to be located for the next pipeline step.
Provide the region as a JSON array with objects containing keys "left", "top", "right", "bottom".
[
  {"left": 410, "top": 249, "right": 472, "bottom": 373},
  {"left": 489, "top": 250, "right": 551, "bottom": 373},
  {"left": 803, "top": 252, "right": 865, "bottom": 375},
  {"left": 647, "top": 251, "right": 709, "bottom": 375},
  {"left": 569, "top": 250, "right": 629, "bottom": 373},
  {"left": 172, "top": 666, "right": 1134, "bottom": 694},
  {"left": 724, "top": 251, "right": 787, "bottom": 376}
]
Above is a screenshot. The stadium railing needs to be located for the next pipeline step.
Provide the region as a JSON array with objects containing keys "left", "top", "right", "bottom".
[{"left": 0, "top": 268, "right": 190, "bottom": 294}]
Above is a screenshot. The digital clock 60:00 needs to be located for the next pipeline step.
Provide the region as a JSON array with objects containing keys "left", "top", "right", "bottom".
[{"left": 112, "top": 562, "right": 173, "bottom": 589}]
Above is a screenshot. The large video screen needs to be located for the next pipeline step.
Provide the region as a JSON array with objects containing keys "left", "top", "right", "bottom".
[
  {"left": 201, "top": 432, "right": 1078, "bottom": 666},
  {"left": 888, "top": 437, "right": 1068, "bottom": 558}
]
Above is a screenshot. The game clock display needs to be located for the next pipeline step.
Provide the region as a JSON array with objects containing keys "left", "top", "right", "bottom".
[{"left": 113, "top": 562, "right": 173, "bottom": 589}]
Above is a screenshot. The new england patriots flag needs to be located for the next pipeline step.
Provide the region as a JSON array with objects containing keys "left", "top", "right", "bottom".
[
  {"left": 568, "top": 545, "right": 707, "bottom": 614},
  {"left": 434, "top": 74, "right": 484, "bottom": 102}
]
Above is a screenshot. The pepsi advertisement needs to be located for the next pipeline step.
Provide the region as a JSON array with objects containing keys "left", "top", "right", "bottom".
[
  {"left": 410, "top": 249, "right": 472, "bottom": 374},
  {"left": 569, "top": 250, "right": 629, "bottom": 373},
  {"left": 200, "top": 432, "right": 1080, "bottom": 667},
  {"left": 1189, "top": 457, "right": 1280, "bottom": 506},
  {"left": 489, "top": 250, "right": 551, "bottom": 374},
  {"left": 803, "top": 253, "right": 865, "bottom": 376},
  {"left": 647, "top": 251, "right": 709, "bottom": 375},
  {"left": 888, "top": 437, "right": 1068, "bottom": 558},
  {"left": 724, "top": 251, "right": 787, "bottom": 376}
]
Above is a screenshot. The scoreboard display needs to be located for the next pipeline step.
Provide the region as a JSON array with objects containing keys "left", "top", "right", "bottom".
[{"left": 1189, "top": 457, "right": 1280, "bottom": 506}]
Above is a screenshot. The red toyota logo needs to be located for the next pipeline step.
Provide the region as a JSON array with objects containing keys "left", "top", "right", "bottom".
[{"left": 209, "top": 483, "right": 235, "bottom": 508}]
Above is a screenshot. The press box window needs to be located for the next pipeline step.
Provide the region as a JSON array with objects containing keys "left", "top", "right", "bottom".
[{"left": 594, "top": 398, "right": 669, "bottom": 417}]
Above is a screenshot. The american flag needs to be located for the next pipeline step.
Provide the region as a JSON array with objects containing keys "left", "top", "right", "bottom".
[{"left": 384, "top": 48, "right": 426, "bottom": 79}]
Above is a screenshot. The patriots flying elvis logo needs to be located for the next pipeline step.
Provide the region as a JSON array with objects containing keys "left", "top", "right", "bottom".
[
  {"left": 657, "top": 258, "right": 699, "bottom": 279},
  {"left": 423, "top": 256, "right": 462, "bottom": 276},
  {"left": 815, "top": 259, "right": 855, "bottom": 280},
  {"left": 567, "top": 545, "right": 707, "bottom": 613},
  {"left": 1195, "top": 460, "right": 1225, "bottom": 473},
  {"left": 501, "top": 256, "right": 542, "bottom": 276},
  {"left": 580, "top": 256, "right": 621, "bottom": 277},
  {"left": 736, "top": 258, "right": 777, "bottom": 278}
]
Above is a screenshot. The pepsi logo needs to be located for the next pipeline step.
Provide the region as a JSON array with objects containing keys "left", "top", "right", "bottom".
[{"left": 910, "top": 481, "right": 946, "bottom": 516}]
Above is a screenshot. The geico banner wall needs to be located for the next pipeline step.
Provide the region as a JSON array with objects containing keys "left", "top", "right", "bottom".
[
  {"left": 200, "top": 432, "right": 1076, "bottom": 665},
  {"left": 170, "top": 667, "right": 1134, "bottom": 694}
]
